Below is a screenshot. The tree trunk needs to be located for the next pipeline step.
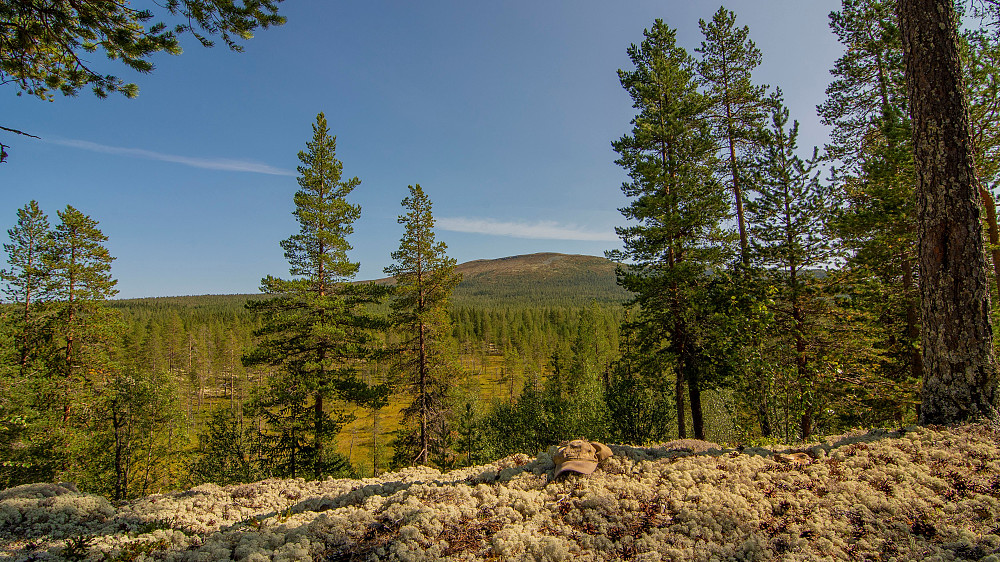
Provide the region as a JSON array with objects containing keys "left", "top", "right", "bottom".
[
  {"left": 979, "top": 187, "right": 1000, "bottom": 299},
  {"left": 899, "top": 0, "right": 997, "bottom": 424},
  {"left": 419, "top": 327, "right": 428, "bottom": 465},
  {"left": 675, "top": 370, "right": 686, "bottom": 439},
  {"left": 726, "top": 104, "right": 750, "bottom": 265},
  {"left": 758, "top": 400, "right": 772, "bottom": 438},
  {"left": 674, "top": 322, "right": 687, "bottom": 439},
  {"left": 113, "top": 408, "right": 125, "bottom": 502},
  {"left": 18, "top": 248, "right": 34, "bottom": 370},
  {"left": 793, "top": 294, "right": 811, "bottom": 439},
  {"left": 372, "top": 409, "right": 379, "bottom": 477},
  {"left": 688, "top": 360, "right": 704, "bottom": 440},
  {"left": 63, "top": 246, "right": 76, "bottom": 426},
  {"left": 902, "top": 255, "right": 923, "bottom": 389},
  {"left": 314, "top": 393, "right": 324, "bottom": 479}
]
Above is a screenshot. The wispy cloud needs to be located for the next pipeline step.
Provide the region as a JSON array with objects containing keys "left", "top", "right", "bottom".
[
  {"left": 437, "top": 217, "right": 617, "bottom": 242},
  {"left": 47, "top": 137, "right": 295, "bottom": 176}
]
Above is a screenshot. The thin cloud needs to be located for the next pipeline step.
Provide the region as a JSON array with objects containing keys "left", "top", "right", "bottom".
[
  {"left": 437, "top": 217, "right": 618, "bottom": 242},
  {"left": 47, "top": 137, "right": 295, "bottom": 176}
]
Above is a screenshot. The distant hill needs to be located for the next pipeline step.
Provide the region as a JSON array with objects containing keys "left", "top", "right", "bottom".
[
  {"left": 451, "top": 252, "right": 628, "bottom": 305},
  {"left": 373, "top": 252, "right": 628, "bottom": 306},
  {"left": 113, "top": 253, "right": 629, "bottom": 308}
]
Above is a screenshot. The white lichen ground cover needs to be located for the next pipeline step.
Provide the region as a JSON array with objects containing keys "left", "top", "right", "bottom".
[{"left": 3, "top": 425, "right": 1000, "bottom": 561}]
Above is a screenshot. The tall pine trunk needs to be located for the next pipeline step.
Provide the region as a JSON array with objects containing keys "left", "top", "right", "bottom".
[
  {"left": 726, "top": 106, "right": 750, "bottom": 265},
  {"left": 900, "top": 0, "right": 997, "bottom": 424}
]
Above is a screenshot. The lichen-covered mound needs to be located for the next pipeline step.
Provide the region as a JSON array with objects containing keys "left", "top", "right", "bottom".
[{"left": 3, "top": 424, "right": 1000, "bottom": 561}]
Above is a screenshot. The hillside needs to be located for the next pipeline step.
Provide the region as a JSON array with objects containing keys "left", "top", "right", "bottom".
[
  {"left": 3, "top": 424, "right": 999, "bottom": 561},
  {"left": 369, "top": 252, "right": 628, "bottom": 306},
  {"left": 110, "top": 253, "right": 628, "bottom": 308},
  {"left": 450, "top": 253, "right": 627, "bottom": 305}
]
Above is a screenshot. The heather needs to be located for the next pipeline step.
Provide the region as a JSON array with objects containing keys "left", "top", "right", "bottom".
[{"left": 3, "top": 423, "right": 1000, "bottom": 561}]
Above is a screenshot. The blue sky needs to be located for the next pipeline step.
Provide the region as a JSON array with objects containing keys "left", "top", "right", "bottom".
[{"left": 3, "top": 1, "right": 843, "bottom": 298}]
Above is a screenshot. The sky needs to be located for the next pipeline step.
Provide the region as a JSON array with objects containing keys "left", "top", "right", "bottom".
[{"left": 2, "top": 0, "right": 844, "bottom": 299}]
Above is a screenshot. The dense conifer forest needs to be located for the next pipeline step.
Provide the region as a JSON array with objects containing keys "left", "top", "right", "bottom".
[{"left": 3, "top": 0, "right": 1000, "bottom": 517}]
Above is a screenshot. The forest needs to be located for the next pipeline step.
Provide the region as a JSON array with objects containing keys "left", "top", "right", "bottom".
[{"left": 2, "top": 0, "right": 1000, "bottom": 506}]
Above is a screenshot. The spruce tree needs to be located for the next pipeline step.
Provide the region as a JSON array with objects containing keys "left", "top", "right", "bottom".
[
  {"left": 385, "top": 185, "right": 461, "bottom": 467},
  {"left": 609, "top": 20, "right": 729, "bottom": 440},
  {"left": 243, "top": 112, "right": 386, "bottom": 479},
  {"left": 696, "top": 6, "right": 770, "bottom": 264},
  {"left": 557, "top": 302, "right": 612, "bottom": 439}
]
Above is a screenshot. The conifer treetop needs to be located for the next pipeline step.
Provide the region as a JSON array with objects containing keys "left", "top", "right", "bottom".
[
  {"left": 1, "top": 200, "right": 51, "bottom": 305},
  {"left": 695, "top": 6, "right": 768, "bottom": 138},
  {"left": 49, "top": 205, "right": 118, "bottom": 302},
  {"left": 280, "top": 112, "right": 362, "bottom": 288}
]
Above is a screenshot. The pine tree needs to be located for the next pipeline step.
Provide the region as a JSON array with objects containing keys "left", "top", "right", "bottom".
[
  {"left": 243, "top": 112, "right": 387, "bottom": 479},
  {"left": 0, "top": 1, "right": 286, "bottom": 158},
  {"left": 962, "top": 25, "right": 1000, "bottom": 304},
  {"left": 1, "top": 201, "right": 52, "bottom": 370},
  {"left": 695, "top": 7, "right": 778, "bottom": 439},
  {"left": 0, "top": 203, "right": 53, "bottom": 487},
  {"left": 47, "top": 205, "right": 119, "bottom": 425},
  {"left": 609, "top": 20, "right": 729, "bottom": 440},
  {"left": 385, "top": 185, "right": 461, "bottom": 467},
  {"left": 696, "top": 6, "right": 770, "bottom": 264},
  {"left": 819, "top": 0, "right": 909, "bottom": 169}
]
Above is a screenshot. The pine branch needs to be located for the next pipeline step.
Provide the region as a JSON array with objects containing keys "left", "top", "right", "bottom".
[{"left": 0, "top": 125, "right": 40, "bottom": 139}]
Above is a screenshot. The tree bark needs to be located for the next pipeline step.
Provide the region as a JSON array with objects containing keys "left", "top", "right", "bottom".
[
  {"left": 688, "top": 361, "right": 704, "bottom": 440},
  {"left": 674, "top": 321, "right": 687, "bottom": 439},
  {"left": 899, "top": 0, "right": 997, "bottom": 424},
  {"left": 314, "top": 393, "right": 323, "bottom": 479},
  {"left": 675, "top": 369, "right": 686, "bottom": 439}
]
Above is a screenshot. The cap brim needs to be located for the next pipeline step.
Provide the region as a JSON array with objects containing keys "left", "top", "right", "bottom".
[
  {"left": 555, "top": 460, "right": 598, "bottom": 477},
  {"left": 592, "top": 442, "right": 613, "bottom": 461}
]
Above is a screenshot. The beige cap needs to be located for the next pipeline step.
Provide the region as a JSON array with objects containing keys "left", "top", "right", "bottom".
[{"left": 553, "top": 439, "right": 613, "bottom": 476}]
